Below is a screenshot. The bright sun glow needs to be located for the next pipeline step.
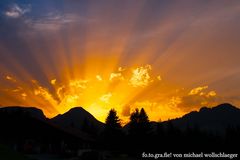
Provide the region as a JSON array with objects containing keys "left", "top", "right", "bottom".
[
  {"left": 2, "top": 0, "right": 237, "bottom": 123},
  {"left": 1, "top": 59, "right": 219, "bottom": 124}
]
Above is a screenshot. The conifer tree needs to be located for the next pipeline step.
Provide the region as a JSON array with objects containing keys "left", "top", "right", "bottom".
[{"left": 105, "top": 109, "right": 121, "bottom": 129}]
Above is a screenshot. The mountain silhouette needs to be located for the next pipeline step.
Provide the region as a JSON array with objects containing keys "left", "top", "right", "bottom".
[
  {"left": 0, "top": 106, "right": 46, "bottom": 120},
  {"left": 1, "top": 103, "right": 240, "bottom": 157},
  {"left": 1, "top": 104, "right": 240, "bottom": 135},
  {"left": 51, "top": 107, "right": 105, "bottom": 135},
  {"left": 0, "top": 106, "right": 84, "bottom": 154},
  {"left": 164, "top": 103, "right": 240, "bottom": 134}
]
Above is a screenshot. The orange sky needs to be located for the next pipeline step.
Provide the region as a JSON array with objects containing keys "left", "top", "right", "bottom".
[{"left": 0, "top": 0, "right": 240, "bottom": 123}]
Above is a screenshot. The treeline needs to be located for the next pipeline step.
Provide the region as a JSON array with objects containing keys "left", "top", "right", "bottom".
[{"left": 98, "top": 108, "right": 240, "bottom": 154}]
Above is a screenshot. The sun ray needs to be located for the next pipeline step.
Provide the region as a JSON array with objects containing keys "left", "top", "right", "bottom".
[{"left": 1, "top": 0, "right": 239, "bottom": 122}]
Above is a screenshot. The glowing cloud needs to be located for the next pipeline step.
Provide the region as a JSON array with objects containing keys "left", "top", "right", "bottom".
[
  {"left": 51, "top": 79, "right": 56, "bottom": 85},
  {"left": 5, "top": 75, "right": 17, "bottom": 82},
  {"left": 34, "top": 85, "right": 58, "bottom": 107},
  {"left": 21, "top": 93, "right": 27, "bottom": 100},
  {"left": 129, "top": 65, "right": 153, "bottom": 87},
  {"left": 99, "top": 93, "right": 112, "bottom": 104},
  {"left": 69, "top": 80, "right": 88, "bottom": 89},
  {"left": 177, "top": 86, "right": 218, "bottom": 112},
  {"left": 118, "top": 67, "right": 125, "bottom": 72},
  {"left": 207, "top": 91, "right": 217, "bottom": 97},
  {"left": 189, "top": 86, "right": 208, "bottom": 95},
  {"left": 96, "top": 75, "right": 103, "bottom": 81},
  {"left": 109, "top": 73, "right": 124, "bottom": 81},
  {"left": 169, "top": 96, "right": 182, "bottom": 108},
  {"left": 157, "top": 75, "right": 162, "bottom": 81},
  {"left": 65, "top": 95, "right": 80, "bottom": 103}
]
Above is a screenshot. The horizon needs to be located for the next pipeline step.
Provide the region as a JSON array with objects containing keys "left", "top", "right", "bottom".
[
  {"left": 0, "top": 102, "right": 237, "bottom": 124},
  {"left": 0, "top": 0, "right": 240, "bottom": 123}
]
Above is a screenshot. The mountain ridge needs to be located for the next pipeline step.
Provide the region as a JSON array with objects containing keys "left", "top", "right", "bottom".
[
  {"left": 1, "top": 103, "right": 240, "bottom": 134},
  {"left": 1, "top": 103, "right": 240, "bottom": 154},
  {"left": 164, "top": 103, "right": 240, "bottom": 134}
]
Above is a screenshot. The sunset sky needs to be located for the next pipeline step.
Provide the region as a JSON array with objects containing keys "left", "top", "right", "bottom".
[{"left": 0, "top": 0, "right": 240, "bottom": 123}]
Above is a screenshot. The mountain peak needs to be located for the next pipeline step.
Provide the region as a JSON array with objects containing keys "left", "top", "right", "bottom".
[
  {"left": 199, "top": 106, "right": 210, "bottom": 112},
  {"left": 214, "top": 103, "right": 236, "bottom": 110},
  {"left": 60, "top": 107, "right": 95, "bottom": 119},
  {"left": 51, "top": 106, "right": 104, "bottom": 133},
  {"left": 68, "top": 106, "right": 86, "bottom": 112},
  {"left": 54, "top": 107, "right": 90, "bottom": 119}
]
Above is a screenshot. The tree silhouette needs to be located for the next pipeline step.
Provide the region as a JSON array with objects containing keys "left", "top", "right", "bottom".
[
  {"left": 139, "top": 108, "right": 150, "bottom": 134},
  {"left": 129, "top": 108, "right": 139, "bottom": 136},
  {"left": 129, "top": 108, "right": 151, "bottom": 136},
  {"left": 105, "top": 109, "right": 121, "bottom": 129},
  {"left": 130, "top": 108, "right": 139, "bottom": 123},
  {"left": 139, "top": 108, "right": 149, "bottom": 123},
  {"left": 102, "top": 109, "right": 123, "bottom": 150},
  {"left": 128, "top": 108, "right": 152, "bottom": 151}
]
